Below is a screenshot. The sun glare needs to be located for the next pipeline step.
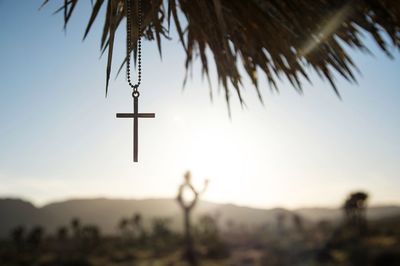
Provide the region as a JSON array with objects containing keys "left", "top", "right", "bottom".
[{"left": 177, "top": 123, "right": 258, "bottom": 205}]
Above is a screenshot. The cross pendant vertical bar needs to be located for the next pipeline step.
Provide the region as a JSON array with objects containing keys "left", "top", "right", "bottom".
[
  {"left": 133, "top": 95, "right": 139, "bottom": 162},
  {"left": 116, "top": 92, "right": 155, "bottom": 162}
]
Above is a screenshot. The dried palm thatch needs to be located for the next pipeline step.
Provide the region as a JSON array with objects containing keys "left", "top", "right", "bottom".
[{"left": 42, "top": 0, "right": 400, "bottom": 110}]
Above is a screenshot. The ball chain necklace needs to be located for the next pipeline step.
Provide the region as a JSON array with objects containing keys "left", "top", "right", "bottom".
[{"left": 116, "top": 0, "right": 155, "bottom": 162}]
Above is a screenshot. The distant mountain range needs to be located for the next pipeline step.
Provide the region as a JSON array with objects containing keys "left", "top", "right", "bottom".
[{"left": 1, "top": 198, "right": 399, "bottom": 238}]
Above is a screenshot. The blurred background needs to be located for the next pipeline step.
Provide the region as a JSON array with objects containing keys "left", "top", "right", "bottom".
[{"left": 0, "top": 1, "right": 399, "bottom": 265}]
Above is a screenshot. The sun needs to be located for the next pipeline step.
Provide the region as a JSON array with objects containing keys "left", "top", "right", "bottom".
[{"left": 178, "top": 125, "right": 254, "bottom": 205}]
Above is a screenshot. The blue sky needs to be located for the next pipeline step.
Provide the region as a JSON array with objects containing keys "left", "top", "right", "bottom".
[{"left": 0, "top": 0, "right": 399, "bottom": 208}]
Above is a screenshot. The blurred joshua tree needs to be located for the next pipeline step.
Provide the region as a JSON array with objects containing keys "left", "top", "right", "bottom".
[
  {"left": 318, "top": 192, "right": 370, "bottom": 265},
  {"left": 42, "top": 0, "right": 400, "bottom": 113},
  {"left": 118, "top": 217, "right": 130, "bottom": 236},
  {"left": 151, "top": 218, "right": 175, "bottom": 256},
  {"left": 132, "top": 213, "right": 142, "bottom": 228},
  {"left": 71, "top": 217, "right": 82, "bottom": 238},
  {"left": 343, "top": 191, "right": 369, "bottom": 232},
  {"left": 9, "top": 226, "right": 44, "bottom": 261},
  {"left": 292, "top": 214, "right": 304, "bottom": 234},
  {"left": 196, "top": 215, "right": 228, "bottom": 259},
  {"left": 57, "top": 226, "right": 69, "bottom": 241},
  {"left": 81, "top": 225, "right": 101, "bottom": 240},
  {"left": 81, "top": 225, "right": 101, "bottom": 250},
  {"left": 176, "top": 171, "right": 208, "bottom": 266},
  {"left": 276, "top": 212, "right": 287, "bottom": 236},
  {"left": 131, "top": 213, "right": 145, "bottom": 240},
  {"left": 10, "top": 225, "right": 25, "bottom": 249},
  {"left": 27, "top": 226, "right": 45, "bottom": 249},
  {"left": 118, "top": 212, "right": 146, "bottom": 244}
]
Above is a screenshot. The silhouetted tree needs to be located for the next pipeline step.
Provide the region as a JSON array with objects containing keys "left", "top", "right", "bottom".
[
  {"left": 196, "top": 215, "right": 228, "bottom": 259},
  {"left": 276, "top": 212, "right": 287, "bottom": 235},
  {"left": 131, "top": 213, "right": 145, "bottom": 240},
  {"left": 81, "top": 225, "right": 101, "bottom": 250},
  {"left": 27, "top": 226, "right": 44, "bottom": 249},
  {"left": 118, "top": 217, "right": 130, "bottom": 238},
  {"left": 133, "top": 213, "right": 149, "bottom": 245},
  {"left": 71, "top": 217, "right": 81, "bottom": 238},
  {"left": 343, "top": 191, "right": 369, "bottom": 232},
  {"left": 292, "top": 214, "right": 304, "bottom": 234},
  {"left": 132, "top": 213, "right": 142, "bottom": 228},
  {"left": 151, "top": 218, "right": 174, "bottom": 257},
  {"left": 10, "top": 225, "right": 25, "bottom": 248},
  {"left": 176, "top": 171, "right": 208, "bottom": 266},
  {"left": 118, "top": 212, "right": 147, "bottom": 245},
  {"left": 318, "top": 192, "right": 370, "bottom": 265},
  {"left": 82, "top": 225, "right": 100, "bottom": 240},
  {"left": 57, "top": 226, "right": 68, "bottom": 241}
]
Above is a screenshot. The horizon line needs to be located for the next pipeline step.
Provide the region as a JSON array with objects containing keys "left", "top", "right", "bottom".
[{"left": 1, "top": 194, "right": 399, "bottom": 211}]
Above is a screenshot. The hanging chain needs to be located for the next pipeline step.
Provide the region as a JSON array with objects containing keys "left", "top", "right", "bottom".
[{"left": 126, "top": 0, "right": 142, "bottom": 93}]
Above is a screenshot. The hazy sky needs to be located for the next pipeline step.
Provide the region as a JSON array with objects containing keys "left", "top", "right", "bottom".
[{"left": 0, "top": 1, "right": 399, "bottom": 209}]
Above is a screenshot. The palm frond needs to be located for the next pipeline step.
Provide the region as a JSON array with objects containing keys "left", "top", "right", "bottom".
[{"left": 42, "top": 0, "right": 400, "bottom": 103}]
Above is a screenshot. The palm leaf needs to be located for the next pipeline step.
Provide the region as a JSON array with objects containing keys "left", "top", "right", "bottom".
[{"left": 42, "top": 0, "right": 400, "bottom": 104}]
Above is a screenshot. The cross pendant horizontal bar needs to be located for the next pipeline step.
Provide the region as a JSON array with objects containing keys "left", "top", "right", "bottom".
[{"left": 116, "top": 113, "right": 155, "bottom": 118}]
